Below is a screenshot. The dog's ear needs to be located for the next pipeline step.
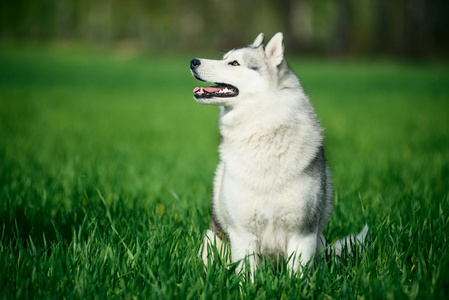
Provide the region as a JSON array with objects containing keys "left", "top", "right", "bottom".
[
  {"left": 265, "top": 32, "right": 284, "bottom": 66},
  {"left": 251, "top": 33, "right": 264, "bottom": 48}
]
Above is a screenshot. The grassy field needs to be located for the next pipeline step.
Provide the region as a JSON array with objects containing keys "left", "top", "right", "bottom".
[{"left": 1, "top": 46, "right": 448, "bottom": 299}]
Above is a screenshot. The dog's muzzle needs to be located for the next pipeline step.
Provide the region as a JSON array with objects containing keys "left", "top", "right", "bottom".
[{"left": 190, "top": 58, "right": 239, "bottom": 100}]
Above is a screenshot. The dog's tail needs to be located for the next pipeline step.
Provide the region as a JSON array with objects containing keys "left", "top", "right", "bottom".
[{"left": 323, "top": 225, "right": 369, "bottom": 257}]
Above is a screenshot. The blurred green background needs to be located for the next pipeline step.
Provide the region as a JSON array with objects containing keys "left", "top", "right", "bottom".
[{"left": 1, "top": 0, "right": 449, "bottom": 57}]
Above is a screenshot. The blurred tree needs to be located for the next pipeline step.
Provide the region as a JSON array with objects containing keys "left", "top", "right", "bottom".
[
  {"left": 333, "top": 0, "right": 352, "bottom": 55},
  {"left": 402, "top": 0, "right": 426, "bottom": 57},
  {"left": 374, "top": 0, "right": 389, "bottom": 55}
]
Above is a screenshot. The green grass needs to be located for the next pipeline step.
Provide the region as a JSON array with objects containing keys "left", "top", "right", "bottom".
[{"left": 1, "top": 47, "right": 448, "bottom": 299}]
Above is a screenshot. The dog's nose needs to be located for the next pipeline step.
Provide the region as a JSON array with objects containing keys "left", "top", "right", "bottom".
[{"left": 190, "top": 58, "right": 201, "bottom": 69}]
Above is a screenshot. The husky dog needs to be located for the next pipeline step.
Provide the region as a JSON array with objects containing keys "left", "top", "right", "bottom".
[{"left": 190, "top": 33, "right": 366, "bottom": 277}]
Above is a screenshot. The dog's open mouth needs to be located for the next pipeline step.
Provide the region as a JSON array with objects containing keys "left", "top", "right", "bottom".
[{"left": 193, "top": 84, "right": 239, "bottom": 99}]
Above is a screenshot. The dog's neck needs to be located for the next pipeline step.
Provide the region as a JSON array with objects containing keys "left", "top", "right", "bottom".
[{"left": 218, "top": 94, "right": 322, "bottom": 147}]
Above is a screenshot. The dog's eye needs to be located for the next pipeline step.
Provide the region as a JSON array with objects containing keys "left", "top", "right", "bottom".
[{"left": 228, "top": 60, "right": 240, "bottom": 66}]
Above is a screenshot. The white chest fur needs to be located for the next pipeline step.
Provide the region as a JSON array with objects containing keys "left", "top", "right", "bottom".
[{"left": 214, "top": 104, "right": 323, "bottom": 255}]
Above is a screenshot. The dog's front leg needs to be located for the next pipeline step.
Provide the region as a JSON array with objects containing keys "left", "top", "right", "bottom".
[
  {"left": 199, "top": 229, "right": 227, "bottom": 265},
  {"left": 286, "top": 232, "right": 317, "bottom": 276},
  {"left": 229, "top": 230, "right": 258, "bottom": 282}
]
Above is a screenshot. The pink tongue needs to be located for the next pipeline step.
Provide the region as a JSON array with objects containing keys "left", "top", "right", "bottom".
[{"left": 193, "top": 86, "right": 223, "bottom": 93}]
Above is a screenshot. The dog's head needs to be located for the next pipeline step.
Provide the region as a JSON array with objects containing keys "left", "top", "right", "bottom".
[{"left": 190, "top": 33, "right": 286, "bottom": 106}]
